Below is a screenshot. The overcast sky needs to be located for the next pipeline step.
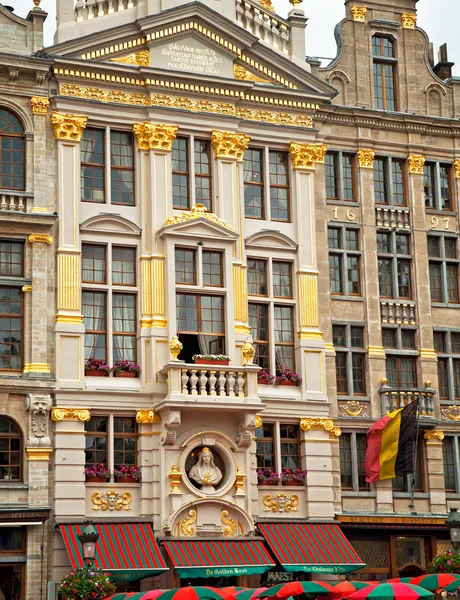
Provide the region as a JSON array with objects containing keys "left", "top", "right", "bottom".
[{"left": 8, "top": 0, "right": 460, "bottom": 74}]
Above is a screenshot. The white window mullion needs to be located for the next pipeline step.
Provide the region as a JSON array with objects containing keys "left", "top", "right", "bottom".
[
  {"left": 190, "top": 135, "right": 196, "bottom": 207},
  {"left": 264, "top": 146, "right": 270, "bottom": 221},
  {"left": 107, "top": 244, "right": 114, "bottom": 366},
  {"left": 350, "top": 432, "right": 359, "bottom": 492},
  {"left": 274, "top": 422, "right": 282, "bottom": 473},
  {"left": 454, "top": 436, "right": 460, "bottom": 494},
  {"left": 108, "top": 414, "right": 115, "bottom": 482},
  {"left": 105, "top": 127, "right": 111, "bottom": 205}
]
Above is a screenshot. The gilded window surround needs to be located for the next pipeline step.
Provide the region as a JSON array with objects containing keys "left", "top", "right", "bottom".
[
  {"left": 300, "top": 418, "right": 342, "bottom": 437},
  {"left": 51, "top": 407, "right": 91, "bottom": 422}
]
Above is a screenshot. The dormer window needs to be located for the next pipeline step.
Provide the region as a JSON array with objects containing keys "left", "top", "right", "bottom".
[{"left": 372, "top": 35, "right": 397, "bottom": 111}]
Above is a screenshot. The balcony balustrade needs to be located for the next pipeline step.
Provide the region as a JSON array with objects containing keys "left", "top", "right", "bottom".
[
  {"left": 380, "top": 300, "right": 416, "bottom": 325},
  {"left": 375, "top": 206, "right": 411, "bottom": 230},
  {"left": 380, "top": 380, "right": 436, "bottom": 425},
  {"left": 0, "top": 190, "right": 34, "bottom": 213},
  {"left": 235, "top": 0, "right": 290, "bottom": 55}
]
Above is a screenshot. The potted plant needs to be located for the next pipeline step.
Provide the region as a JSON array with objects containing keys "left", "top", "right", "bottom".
[
  {"left": 192, "top": 354, "right": 231, "bottom": 366},
  {"left": 85, "top": 358, "right": 110, "bottom": 377},
  {"left": 257, "top": 370, "right": 275, "bottom": 385},
  {"left": 281, "top": 468, "right": 307, "bottom": 487},
  {"left": 111, "top": 360, "right": 141, "bottom": 378},
  {"left": 60, "top": 567, "right": 116, "bottom": 600},
  {"left": 114, "top": 465, "right": 141, "bottom": 484},
  {"left": 84, "top": 463, "right": 111, "bottom": 483},
  {"left": 257, "top": 468, "right": 281, "bottom": 486},
  {"left": 428, "top": 549, "right": 460, "bottom": 573},
  {"left": 275, "top": 368, "right": 302, "bottom": 387}
]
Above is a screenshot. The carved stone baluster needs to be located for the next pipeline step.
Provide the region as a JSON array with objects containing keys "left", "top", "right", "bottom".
[
  {"left": 227, "top": 372, "right": 236, "bottom": 397},
  {"left": 181, "top": 370, "right": 189, "bottom": 395},
  {"left": 208, "top": 371, "right": 217, "bottom": 396},
  {"left": 409, "top": 305, "right": 415, "bottom": 324},
  {"left": 189, "top": 370, "right": 198, "bottom": 396},
  {"left": 391, "top": 391, "right": 398, "bottom": 412},
  {"left": 271, "top": 20, "right": 281, "bottom": 51},
  {"left": 419, "top": 392, "right": 427, "bottom": 416},
  {"left": 8, "top": 196, "right": 15, "bottom": 210},
  {"left": 217, "top": 372, "right": 226, "bottom": 396},
  {"left": 382, "top": 391, "right": 390, "bottom": 414},
  {"left": 243, "top": 2, "right": 253, "bottom": 32},
  {"left": 389, "top": 210, "right": 396, "bottom": 228},
  {"left": 401, "top": 303, "right": 408, "bottom": 324},
  {"left": 253, "top": 8, "right": 262, "bottom": 37},
  {"left": 198, "top": 370, "right": 207, "bottom": 396},
  {"left": 0, "top": 195, "right": 7, "bottom": 210},
  {"left": 75, "top": 0, "right": 85, "bottom": 21},
  {"left": 376, "top": 207, "right": 382, "bottom": 228},
  {"left": 236, "top": 372, "right": 245, "bottom": 397},
  {"left": 17, "top": 195, "right": 25, "bottom": 212},
  {"left": 388, "top": 302, "right": 394, "bottom": 323},
  {"left": 235, "top": 0, "right": 244, "bottom": 26},
  {"left": 86, "top": 0, "right": 96, "bottom": 19},
  {"left": 280, "top": 25, "right": 289, "bottom": 54},
  {"left": 261, "top": 12, "right": 271, "bottom": 42},
  {"left": 382, "top": 209, "right": 389, "bottom": 228},
  {"left": 97, "top": 0, "right": 105, "bottom": 17}
]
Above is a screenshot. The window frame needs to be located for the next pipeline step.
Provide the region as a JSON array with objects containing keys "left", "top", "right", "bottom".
[
  {"left": 110, "top": 130, "right": 135, "bottom": 207},
  {"left": 372, "top": 35, "right": 398, "bottom": 111},
  {"left": 393, "top": 439, "right": 425, "bottom": 494},
  {"left": 328, "top": 225, "right": 362, "bottom": 298},
  {"left": 382, "top": 325, "right": 419, "bottom": 389},
  {"left": 377, "top": 231, "right": 412, "bottom": 300},
  {"left": 255, "top": 420, "right": 301, "bottom": 480},
  {"left": 0, "top": 109, "right": 25, "bottom": 192},
  {"left": 244, "top": 147, "right": 291, "bottom": 222},
  {"left": 325, "top": 151, "right": 357, "bottom": 203},
  {"left": 373, "top": 156, "right": 407, "bottom": 206},
  {"left": 434, "top": 329, "right": 460, "bottom": 402},
  {"left": 339, "top": 431, "right": 370, "bottom": 492},
  {"left": 428, "top": 234, "right": 460, "bottom": 306},
  {"left": 332, "top": 323, "right": 367, "bottom": 397},
  {"left": 172, "top": 136, "right": 215, "bottom": 212},
  {"left": 442, "top": 435, "right": 460, "bottom": 494},
  {"left": 424, "top": 162, "right": 454, "bottom": 212},
  {"left": 0, "top": 416, "right": 23, "bottom": 482}
]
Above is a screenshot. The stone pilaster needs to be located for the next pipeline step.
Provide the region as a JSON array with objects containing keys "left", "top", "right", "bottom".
[
  {"left": 136, "top": 410, "right": 160, "bottom": 516},
  {"left": 424, "top": 431, "right": 446, "bottom": 513},
  {"left": 30, "top": 97, "right": 52, "bottom": 213}
]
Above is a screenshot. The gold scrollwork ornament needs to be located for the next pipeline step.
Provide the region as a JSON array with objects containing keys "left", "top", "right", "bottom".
[
  {"left": 350, "top": 5, "right": 367, "bottom": 21},
  {"left": 408, "top": 154, "right": 426, "bottom": 174},
  {"left": 211, "top": 130, "right": 251, "bottom": 162},
  {"left": 221, "top": 510, "right": 236, "bottom": 536},
  {"left": 357, "top": 148, "right": 375, "bottom": 169},
  {"left": 339, "top": 400, "right": 367, "bottom": 418},
  {"left": 30, "top": 96, "right": 50, "bottom": 115},
  {"left": 132, "top": 122, "right": 178, "bottom": 151},
  {"left": 263, "top": 493, "right": 299, "bottom": 513},
  {"left": 165, "top": 203, "right": 234, "bottom": 231},
  {"left": 255, "top": 414, "right": 263, "bottom": 429},
  {"left": 424, "top": 430, "right": 445, "bottom": 441},
  {"left": 454, "top": 159, "right": 460, "bottom": 180},
  {"left": 92, "top": 490, "right": 131, "bottom": 511},
  {"left": 136, "top": 409, "right": 160, "bottom": 424},
  {"left": 441, "top": 405, "right": 460, "bottom": 421},
  {"left": 289, "top": 142, "right": 327, "bottom": 170},
  {"left": 401, "top": 13, "right": 416, "bottom": 29},
  {"left": 51, "top": 407, "right": 91, "bottom": 422},
  {"left": 51, "top": 112, "right": 88, "bottom": 141},
  {"left": 258, "top": 0, "right": 275, "bottom": 10},
  {"left": 300, "top": 417, "right": 341, "bottom": 437},
  {"left": 169, "top": 464, "right": 183, "bottom": 493},
  {"left": 181, "top": 509, "right": 197, "bottom": 536}
]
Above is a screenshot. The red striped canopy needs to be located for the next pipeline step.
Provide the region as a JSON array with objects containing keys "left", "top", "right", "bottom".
[
  {"left": 258, "top": 522, "right": 365, "bottom": 574},
  {"left": 163, "top": 540, "right": 275, "bottom": 578},
  {"left": 60, "top": 523, "right": 167, "bottom": 581}
]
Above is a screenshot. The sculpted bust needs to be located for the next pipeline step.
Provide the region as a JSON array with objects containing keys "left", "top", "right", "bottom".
[{"left": 188, "top": 447, "right": 223, "bottom": 491}]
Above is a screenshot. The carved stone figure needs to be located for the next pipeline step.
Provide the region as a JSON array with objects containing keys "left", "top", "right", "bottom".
[
  {"left": 25, "top": 394, "right": 52, "bottom": 448},
  {"left": 188, "top": 447, "right": 223, "bottom": 492}
]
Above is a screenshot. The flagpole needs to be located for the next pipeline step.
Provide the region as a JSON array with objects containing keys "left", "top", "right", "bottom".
[{"left": 409, "top": 397, "right": 421, "bottom": 512}]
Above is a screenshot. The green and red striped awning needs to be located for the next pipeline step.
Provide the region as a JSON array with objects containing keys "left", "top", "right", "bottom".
[
  {"left": 60, "top": 523, "right": 168, "bottom": 581},
  {"left": 258, "top": 522, "right": 365, "bottom": 575},
  {"left": 163, "top": 539, "right": 275, "bottom": 579}
]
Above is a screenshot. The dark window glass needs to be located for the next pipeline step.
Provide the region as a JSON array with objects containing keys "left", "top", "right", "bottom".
[
  {"left": 347, "top": 256, "right": 360, "bottom": 295},
  {"left": 339, "top": 433, "right": 352, "bottom": 489},
  {"left": 82, "top": 244, "right": 106, "bottom": 284},
  {"left": 194, "top": 140, "right": 212, "bottom": 211},
  {"left": 351, "top": 327, "right": 364, "bottom": 348},
  {"left": 172, "top": 137, "right": 189, "bottom": 209},
  {"left": 392, "top": 159, "right": 405, "bottom": 205},
  {"left": 110, "top": 131, "right": 134, "bottom": 206},
  {"left": 454, "top": 360, "right": 460, "bottom": 400},
  {"left": 0, "top": 416, "right": 22, "bottom": 481},
  {"left": 256, "top": 423, "right": 274, "bottom": 470},
  {"left": 244, "top": 149, "right": 264, "bottom": 219},
  {"left": 0, "top": 109, "right": 24, "bottom": 191},
  {"left": 452, "top": 333, "right": 460, "bottom": 354},
  {"left": 269, "top": 151, "right": 289, "bottom": 221},
  {"left": 345, "top": 229, "right": 359, "bottom": 250},
  {"left": 386, "top": 356, "right": 417, "bottom": 388},
  {"left": 114, "top": 416, "right": 137, "bottom": 469},
  {"left": 401, "top": 329, "right": 416, "bottom": 349},
  {"left": 329, "top": 254, "right": 343, "bottom": 294},
  {"left": 382, "top": 328, "right": 397, "bottom": 349},
  {"left": 328, "top": 228, "right": 341, "bottom": 249},
  {"left": 372, "top": 36, "right": 395, "bottom": 58},
  {"left": 85, "top": 416, "right": 108, "bottom": 467},
  {"left": 377, "top": 232, "right": 391, "bottom": 253},
  {"left": 81, "top": 129, "right": 105, "bottom": 203},
  {"left": 0, "top": 287, "right": 22, "bottom": 370},
  {"left": 273, "top": 262, "right": 292, "bottom": 298},
  {"left": 249, "top": 303, "right": 269, "bottom": 371},
  {"left": 447, "top": 264, "right": 459, "bottom": 303},
  {"left": 175, "top": 248, "right": 196, "bottom": 285},
  {"left": 356, "top": 434, "right": 369, "bottom": 490},
  {"left": 202, "top": 251, "right": 222, "bottom": 286},
  {"left": 429, "top": 263, "right": 443, "bottom": 302},
  {"left": 112, "top": 247, "right": 135, "bottom": 286},
  {"left": 374, "top": 158, "right": 388, "bottom": 204},
  {"left": 428, "top": 237, "right": 441, "bottom": 257},
  {"left": 325, "top": 153, "right": 338, "bottom": 199},
  {"left": 112, "top": 293, "right": 136, "bottom": 363},
  {"left": 445, "top": 238, "right": 457, "bottom": 259},
  {"left": 0, "top": 241, "right": 23, "bottom": 277},
  {"left": 343, "top": 154, "right": 355, "bottom": 201},
  {"left": 0, "top": 527, "right": 23, "bottom": 551},
  {"left": 434, "top": 331, "right": 446, "bottom": 353},
  {"left": 352, "top": 353, "right": 366, "bottom": 394},
  {"left": 397, "top": 259, "right": 411, "bottom": 298},
  {"left": 280, "top": 424, "right": 300, "bottom": 470},
  {"left": 378, "top": 258, "right": 393, "bottom": 297},
  {"left": 333, "top": 325, "right": 346, "bottom": 347},
  {"left": 176, "top": 294, "right": 225, "bottom": 355},
  {"left": 440, "top": 165, "right": 451, "bottom": 210},
  {"left": 274, "top": 306, "right": 294, "bottom": 373},
  {"left": 247, "top": 259, "right": 267, "bottom": 296},
  {"left": 443, "top": 437, "right": 456, "bottom": 492},
  {"left": 438, "top": 358, "right": 449, "bottom": 400},
  {"left": 424, "top": 164, "right": 436, "bottom": 208},
  {"left": 396, "top": 234, "right": 409, "bottom": 255},
  {"left": 335, "top": 352, "right": 348, "bottom": 395},
  {"left": 83, "top": 291, "right": 107, "bottom": 361}
]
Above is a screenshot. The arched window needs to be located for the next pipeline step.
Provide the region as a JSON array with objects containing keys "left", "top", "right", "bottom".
[
  {"left": 0, "top": 417, "right": 22, "bottom": 481},
  {"left": 0, "top": 109, "right": 24, "bottom": 191}
]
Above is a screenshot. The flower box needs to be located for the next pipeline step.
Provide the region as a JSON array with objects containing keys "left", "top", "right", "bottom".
[
  {"left": 85, "top": 369, "right": 108, "bottom": 377},
  {"left": 283, "top": 479, "right": 303, "bottom": 487},
  {"left": 114, "top": 371, "right": 137, "bottom": 378},
  {"left": 86, "top": 476, "right": 110, "bottom": 483},
  {"left": 257, "top": 371, "right": 275, "bottom": 385},
  {"left": 258, "top": 479, "right": 279, "bottom": 486},
  {"left": 116, "top": 475, "right": 138, "bottom": 484},
  {"left": 195, "top": 358, "right": 230, "bottom": 366},
  {"left": 278, "top": 379, "right": 298, "bottom": 387}
]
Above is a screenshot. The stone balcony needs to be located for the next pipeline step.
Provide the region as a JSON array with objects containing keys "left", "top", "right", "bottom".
[
  {"left": 380, "top": 300, "right": 416, "bottom": 325},
  {"left": 375, "top": 206, "right": 411, "bottom": 230},
  {"left": 159, "top": 361, "right": 262, "bottom": 411},
  {"left": 0, "top": 189, "right": 34, "bottom": 212},
  {"left": 235, "top": 0, "right": 290, "bottom": 56},
  {"left": 379, "top": 381, "right": 437, "bottom": 426}
]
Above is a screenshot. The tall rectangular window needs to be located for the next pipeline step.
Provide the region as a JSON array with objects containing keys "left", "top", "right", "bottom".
[
  {"left": 280, "top": 424, "right": 300, "bottom": 469},
  {"left": 325, "top": 153, "right": 338, "bottom": 199},
  {"left": 172, "top": 137, "right": 190, "bottom": 209},
  {"left": 175, "top": 248, "right": 196, "bottom": 285},
  {"left": 374, "top": 157, "right": 406, "bottom": 206},
  {"left": 82, "top": 245, "right": 106, "bottom": 284},
  {"left": 176, "top": 294, "right": 225, "bottom": 358},
  {"left": 424, "top": 162, "right": 453, "bottom": 211},
  {"left": 434, "top": 330, "right": 460, "bottom": 402},
  {"left": 428, "top": 235, "right": 460, "bottom": 305},
  {"left": 244, "top": 149, "right": 264, "bottom": 219},
  {"left": 269, "top": 151, "right": 289, "bottom": 221},
  {"left": 194, "top": 140, "right": 212, "bottom": 211},
  {"left": 328, "top": 226, "right": 361, "bottom": 297},
  {"left": 82, "top": 291, "right": 107, "bottom": 360},
  {"left": 255, "top": 422, "right": 301, "bottom": 484},
  {"left": 373, "top": 36, "right": 396, "bottom": 111},
  {"left": 110, "top": 131, "right": 134, "bottom": 206},
  {"left": 377, "top": 231, "right": 412, "bottom": 299},
  {"left": 255, "top": 423, "right": 274, "bottom": 470},
  {"left": 325, "top": 152, "right": 356, "bottom": 202},
  {"left": 81, "top": 129, "right": 105, "bottom": 203},
  {"left": 339, "top": 432, "right": 369, "bottom": 491},
  {"left": 0, "top": 241, "right": 24, "bottom": 371},
  {"left": 333, "top": 324, "right": 366, "bottom": 396},
  {"left": 443, "top": 436, "right": 457, "bottom": 493},
  {"left": 112, "top": 294, "right": 136, "bottom": 363}
]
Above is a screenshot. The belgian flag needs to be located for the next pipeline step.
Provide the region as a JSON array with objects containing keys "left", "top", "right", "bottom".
[{"left": 365, "top": 401, "right": 418, "bottom": 482}]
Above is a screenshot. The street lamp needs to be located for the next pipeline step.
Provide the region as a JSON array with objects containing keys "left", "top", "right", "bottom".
[
  {"left": 446, "top": 508, "right": 460, "bottom": 550},
  {"left": 78, "top": 520, "right": 99, "bottom": 567}
]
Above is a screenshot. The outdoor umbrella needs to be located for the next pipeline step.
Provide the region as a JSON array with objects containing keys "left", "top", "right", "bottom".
[
  {"left": 438, "top": 579, "right": 460, "bottom": 595},
  {"left": 256, "top": 581, "right": 339, "bottom": 599},
  {"left": 387, "top": 580, "right": 414, "bottom": 585},
  {"left": 349, "top": 583, "right": 434, "bottom": 600},
  {"left": 410, "top": 575, "right": 460, "bottom": 592},
  {"left": 155, "top": 588, "right": 230, "bottom": 600},
  {"left": 122, "top": 592, "right": 165, "bottom": 600},
  {"left": 236, "top": 589, "right": 268, "bottom": 600},
  {"left": 332, "top": 581, "right": 378, "bottom": 599}
]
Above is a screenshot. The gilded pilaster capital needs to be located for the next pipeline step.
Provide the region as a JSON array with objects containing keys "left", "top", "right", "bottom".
[
  {"left": 132, "top": 122, "right": 178, "bottom": 151},
  {"left": 30, "top": 96, "right": 50, "bottom": 115},
  {"left": 51, "top": 407, "right": 91, "bottom": 422},
  {"left": 453, "top": 159, "right": 460, "bottom": 179},
  {"left": 420, "top": 349, "right": 438, "bottom": 360},
  {"left": 26, "top": 448, "right": 53, "bottom": 461},
  {"left": 367, "top": 345, "right": 386, "bottom": 358},
  {"left": 408, "top": 154, "right": 425, "bottom": 174},
  {"left": 289, "top": 142, "right": 327, "bottom": 170},
  {"left": 255, "top": 414, "right": 263, "bottom": 429},
  {"left": 136, "top": 409, "right": 160, "bottom": 424},
  {"left": 350, "top": 5, "right": 367, "bottom": 22},
  {"left": 424, "top": 430, "right": 444, "bottom": 441},
  {"left": 22, "top": 285, "right": 32, "bottom": 293},
  {"left": 211, "top": 130, "right": 251, "bottom": 161},
  {"left": 357, "top": 148, "right": 375, "bottom": 169},
  {"left": 300, "top": 418, "right": 341, "bottom": 437},
  {"left": 401, "top": 13, "right": 417, "bottom": 29},
  {"left": 28, "top": 234, "right": 53, "bottom": 244},
  {"left": 51, "top": 112, "right": 88, "bottom": 141}
]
